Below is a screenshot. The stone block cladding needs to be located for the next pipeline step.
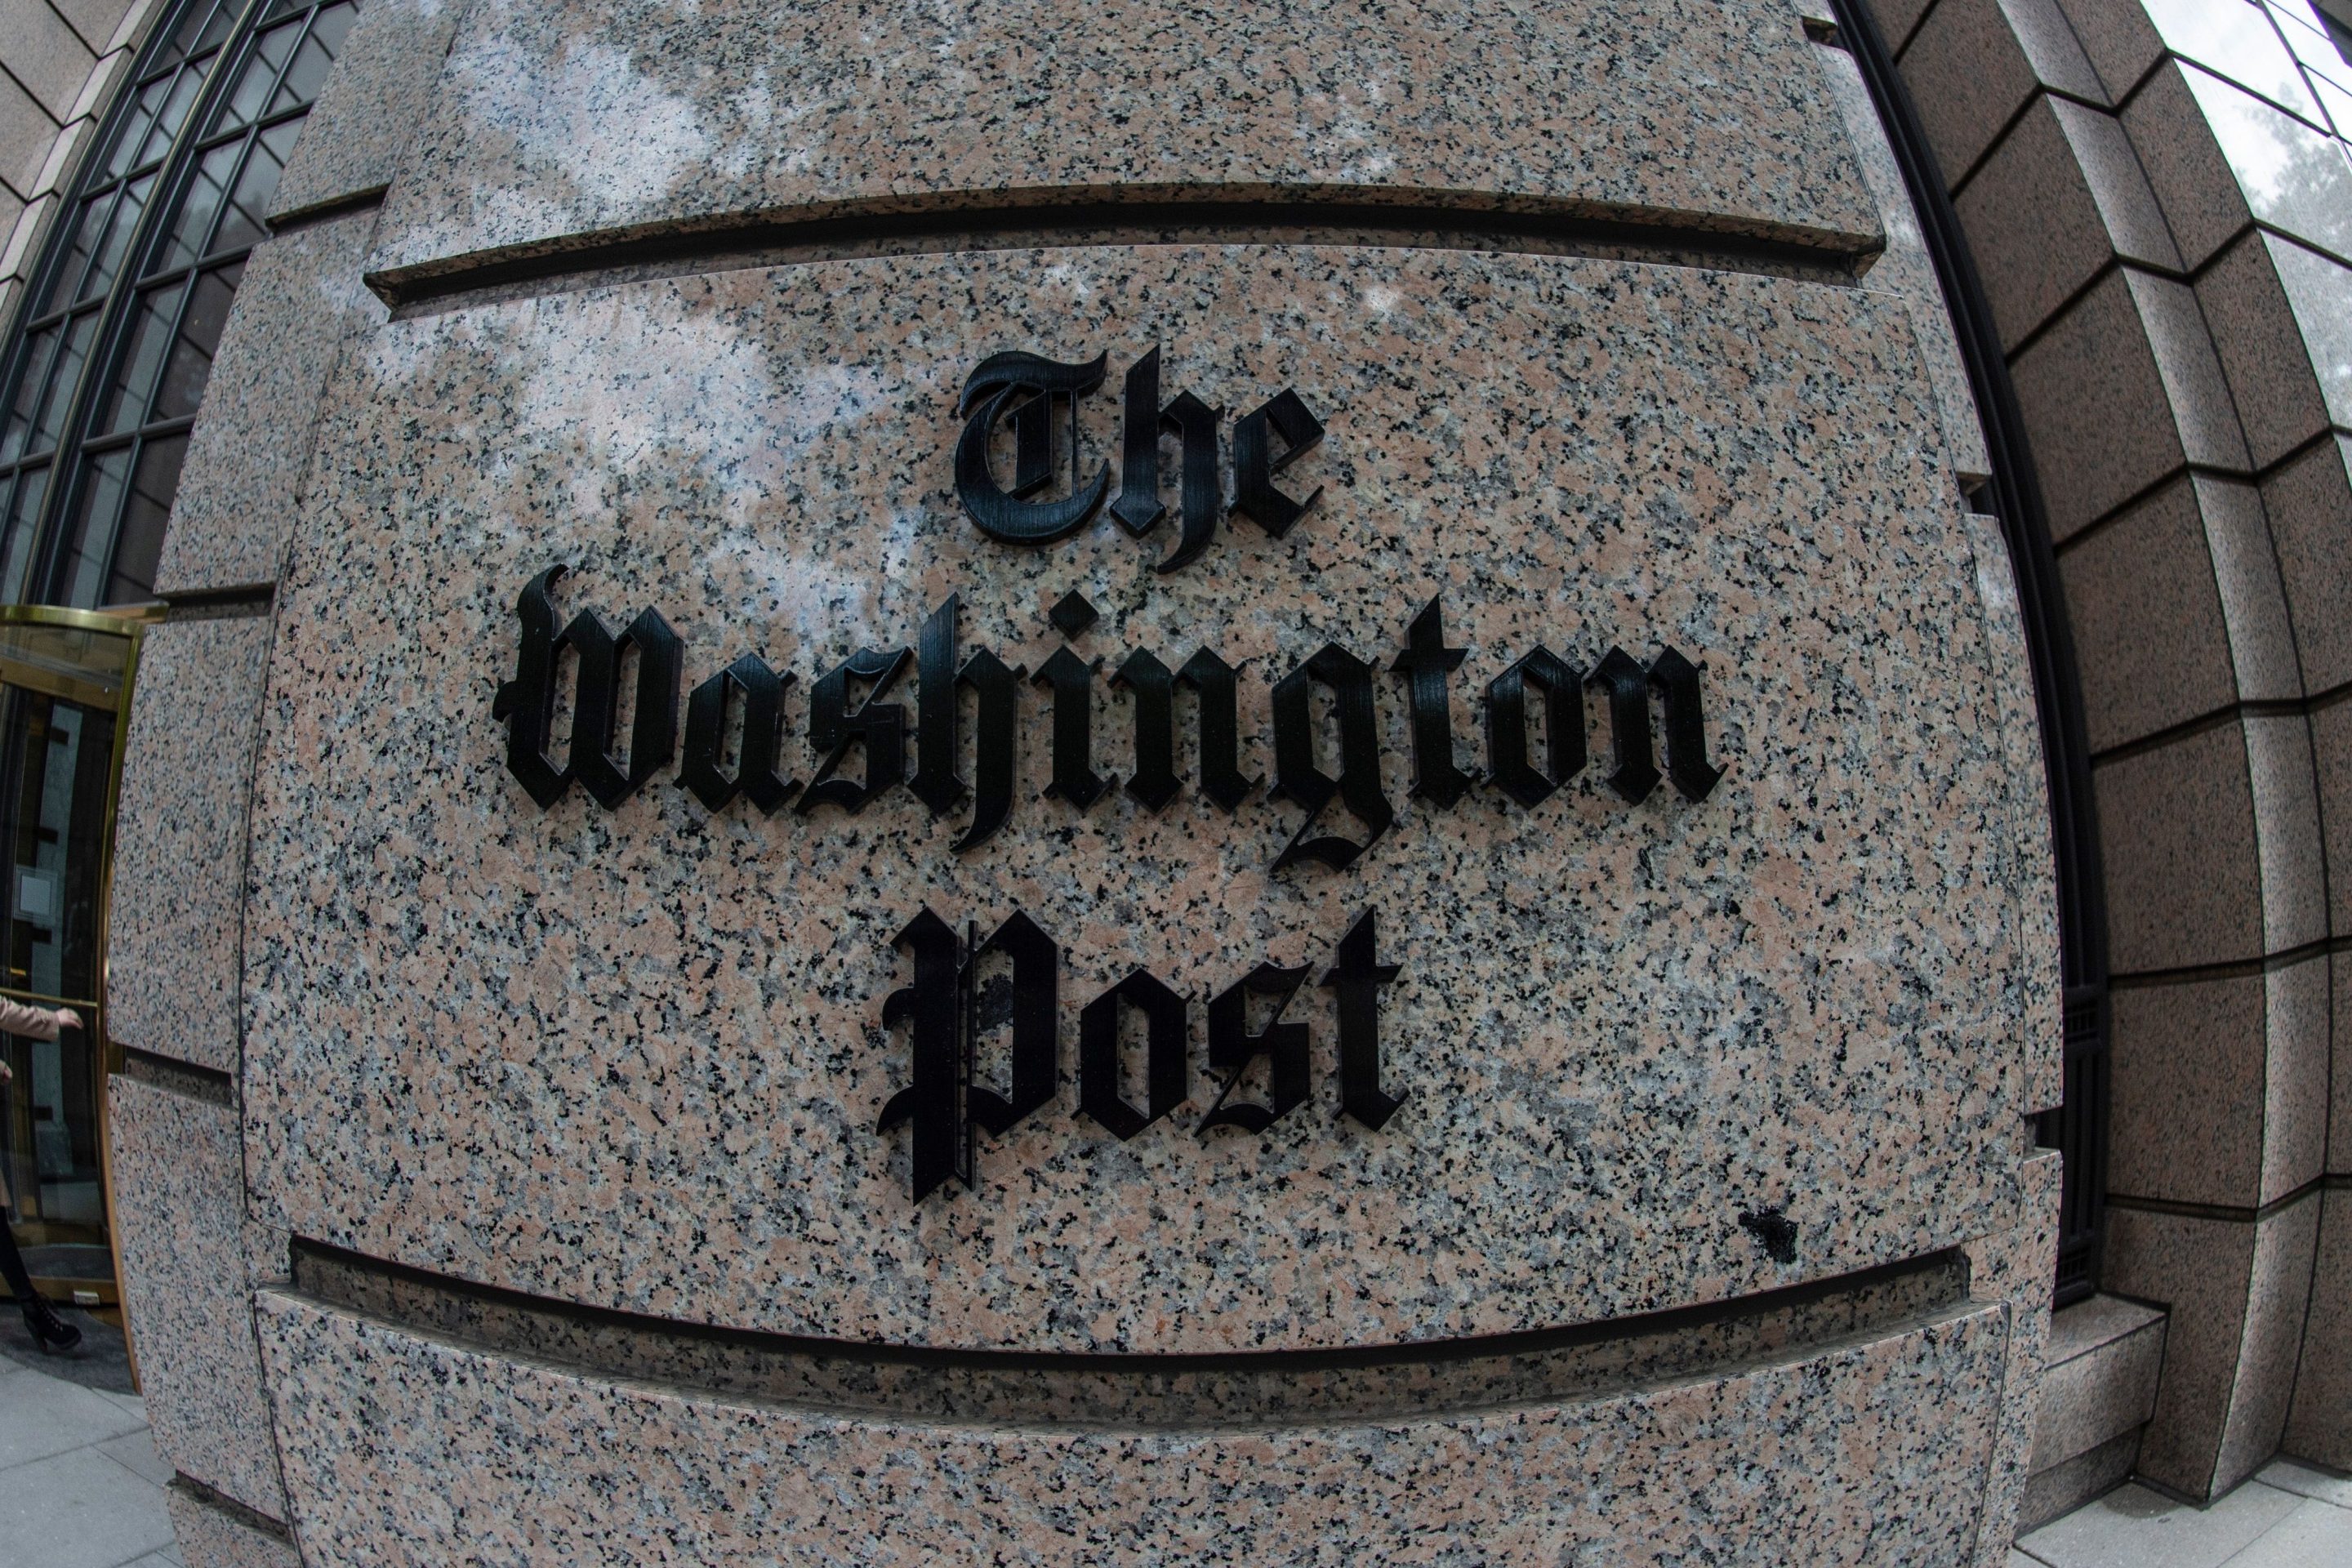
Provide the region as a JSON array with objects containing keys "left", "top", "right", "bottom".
[
  {"left": 100, "top": 0, "right": 2105, "bottom": 1561},
  {"left": 1873, "top": 0, "right": 2352, "bottom": 1507}
]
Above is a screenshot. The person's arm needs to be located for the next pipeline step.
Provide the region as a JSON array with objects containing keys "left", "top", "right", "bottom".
[{"left": 0, "top": 997, "right": 73, "bottom": 1040}]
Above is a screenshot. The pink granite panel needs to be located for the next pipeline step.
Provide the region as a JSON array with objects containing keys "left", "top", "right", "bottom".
[
  {"left": 242, "top": 245, "right": 2043, "bottom": 1354},
  {"left": 256, "top": 1289, "right": 2011, "bottom": 1566},
  {"left": 107, "top": 616, "right": 274, "bottom": 1075},
  {"left": 365, "top": 0, "right": 1880, "bottom": 286},
  {"left": 109, "top": 1076, "right": 288, "bottom": 1518}
]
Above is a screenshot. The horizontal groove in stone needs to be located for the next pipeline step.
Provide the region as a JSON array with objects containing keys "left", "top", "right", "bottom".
[
  {"left": 116, "top": 1047, "right": 235, "bottom": 1107},
  {"left": 167, "top": 1474, "right": 295, "bottom": 1540},
  {"left": 265, "top": 185, "right": 386, "bottom": 236},
  {"left": 367, "top": 195, "right": 1886, "bottom": 313},
  {"left": 2104, "top": 1174, "right": 2328, "bottom": 1227},
  {"left": 2106, "top": 933, "right": 2345, "bottom": 989},
  {"left": 288, "top": 1240, "right": 1969, "bottom": 1430},
  {"left": 158, "top": 585, "right": 275, "bottom": 620}
]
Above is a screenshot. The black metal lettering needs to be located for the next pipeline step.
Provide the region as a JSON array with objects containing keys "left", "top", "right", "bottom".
[
  {"left": 1484, "top": 647, "right": 1584, "bottom": 808},
  {"left": 1390, "top": 596, "right": 1475, "bottom": 808},
  {"left": 490, "top": 564, "right": 573, "bottom": 808},
  {"left": 1177, "top": 648, "right": 1257, "bottom": 813},
  {"left": 955, "top": 648, "right": 1022, "bottom": 851},
  {"left": 1109, "top": 345, "right": 1223, "bottom": 574},
  {"left": 877, "top": 907, "right": 965, "bottom": 1202},
  {"left": 679, "top": 653, "right": 798, "bottom": 814},
  {"left": 1111, "top": 648, "right": 1180, "bottom": 813},
  {"left": 1321, "top": 908, "right": 1405, "bottom": 1130},
  {"left": 1077, "top": 969, "right": 1188, "bottom": 1141},
  {"left": 1269, "top": 644, "right": 1392, "bottom": 871},
  {"left": 1034, "top": 647, "right": 1112, "bottom": 810},
  {"left": 1231, "top": 388, "right": 1325, "bottom": 538},
  {"left": 1648, "top": 647, "right": 1725, "bottom": 802},
  {"left": 910, "top": 595, "right": 968, "bottom": 817},
  {"left": 965, "top": 911, "right": 1059, "bottom": 1136},
  {"left": 955, "top": 351, "right": 1110, "bottom": 545},
  {"left": 565, "top": 604, "right": 681, "bottom": 810},
  {"left": 796, "top": 646, "right": 911, "bottom": 815},
  {"left": 1587, "top": 645, "right": 1663, "bottom": 804},
  {"left": 1198, "top": 962, "right": 1310, "bottom": 1136}
]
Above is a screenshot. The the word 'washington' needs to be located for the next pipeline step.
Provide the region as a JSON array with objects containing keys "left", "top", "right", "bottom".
[{"left": 492, "top": 567, "right": 1726, "bottom": 871}]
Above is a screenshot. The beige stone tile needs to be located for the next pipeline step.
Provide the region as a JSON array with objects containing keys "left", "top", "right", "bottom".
[
  {"left": 1957, "top": 96, "right": 2177, "bottom": 350},
  {"left": 2050, "top": 0, "right": 2167, "bottom": 100},
  {"left": 2108, "top": 973, "right": 2270, "bottom": 1206},
  {"left": 2282, "top": 1188, "right": 2352, "bottom": 1470},
  {"left": 105, "top": 615, "right": 274, "bottom": 1075},
  {"left": 1902, "top": 0, "right": 2105, "bottom": 185},
  {"left": 2258, "top": 956, "right": 2332, "bottom": 1203},
  {"left": 2128, "top": 62, "right": 2352, "bottom": 272},
  {"left": 0, "top": 0, "right": 98, "bottom": 119},
  {"left": 2103, "top": 1204, "right": 2301, "bottom": 1500},
  {"left": 2058, "top": 477, "right": 2238, "bottom": 751},
  {"left": 2336, "top": 951, "right": 2352, "bottom": 1165},
  {"left": 2259, "top": 434, "right": 2352, "bottom": 695},
  {"left": 109, "top": 1076, "right": 287, "bottom": 1518},
  {"left": 2012, "top": 268, "right": 2248, "bottom": 542},
  {"left": 50, "top": 0, "right": 133, "bottom": 53},
  {"left": 2199, "top": 232, "right": 2352, "bottom": 471},
  {"left": 2315, "top": 705, "right": 2352, "bottom": 942},
  {"left": 2094, "top": 721, "right": 2263, "bottom": 973},
  {"left": 1860, "top": 0, "right": 1936, "bottom": 51},
  {"left": 2245, "top": 713, "right": 2328, "bottom": 955},
  {"left": 2214, "top": 1192, "right": 2323, "bottom": 1490},
  {"left": 2196, "top": 476, "right": 2304, "bottom": 705},
  {"left": 0, "top": 63, "right": 60, "bottom": 201},
  {"left": 2031, "top": 1294, "right": 2163, "bottom": 1470}
]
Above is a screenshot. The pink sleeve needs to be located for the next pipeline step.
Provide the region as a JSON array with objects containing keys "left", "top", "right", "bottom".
[{"left": 0, "top": 997, "right": 60, "bottom": 1040}]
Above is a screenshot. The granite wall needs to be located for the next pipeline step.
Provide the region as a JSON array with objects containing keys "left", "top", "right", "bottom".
[{"left": 100, "top": 0, "right": 2078, "bottom": 1561}]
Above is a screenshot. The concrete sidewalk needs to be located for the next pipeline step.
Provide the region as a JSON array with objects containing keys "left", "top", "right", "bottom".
[
  {"left": 0, "top": 1351, "right": 176, "bottom": 1568},
  {"left": 2, "top": 1342, "right": 2348, "bottom": 1567}
]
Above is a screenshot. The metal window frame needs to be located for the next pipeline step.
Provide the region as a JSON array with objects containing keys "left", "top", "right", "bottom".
[{"left": 0, "top": 0, "right": 350, "bottom": 609}]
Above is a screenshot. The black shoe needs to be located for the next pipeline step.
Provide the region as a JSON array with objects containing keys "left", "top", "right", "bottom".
[{"left": 20, "top": 1295, "right": 81, "bottom": 1353}]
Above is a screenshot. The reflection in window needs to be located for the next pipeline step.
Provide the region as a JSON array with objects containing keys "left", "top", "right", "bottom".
[{"left": 0, "top": 0, "right": 357, "bottom": 609}]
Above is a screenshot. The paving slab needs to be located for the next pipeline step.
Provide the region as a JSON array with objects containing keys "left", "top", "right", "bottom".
[
  {"left": 0, "top": 1445, "right": 177, "bottom": 1568},
  {"left": 2016, "top": 1480, "right": 2302, "bottom": 1568}
]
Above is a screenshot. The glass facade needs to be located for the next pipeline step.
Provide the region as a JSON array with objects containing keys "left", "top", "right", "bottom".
[{"left": 0, "top": 0, "right": 354, "bottom": 610}]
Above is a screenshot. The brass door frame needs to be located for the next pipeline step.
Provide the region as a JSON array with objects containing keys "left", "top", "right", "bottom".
[{"left": 0, "top": 603, "right": 154, "bottom": 1353}]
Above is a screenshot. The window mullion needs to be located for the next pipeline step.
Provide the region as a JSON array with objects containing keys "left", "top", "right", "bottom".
[{"left": 22, "top": 0, "right": 279, "bottom": 604}]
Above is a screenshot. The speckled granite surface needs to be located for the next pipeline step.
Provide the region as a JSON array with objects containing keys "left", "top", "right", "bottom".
[
  {"left": 364, "top": 0, "right": 1882, "bottom": 287},
  {"left": 266, "top": 0, "right": 468, "bottom": 223},
  {"left": 242, "top": 243, "right": 2046, "bottom": 1354},
  {"left": 156, "top": 210, "right": 388, "bottom": 595},
  {"left": 1962, "top": 1145, "right": 2061, "bottom": 1568},
  {"left": 166, "top": 1483, "right": 302, "bottom": 1568},
  {"left": 256, "top": 1287, "right": 2009, "bottom": 1565},
  {"left": 109, "top": 1076, "right": 289, "bottom": 1519},
  {"left": 107, "top": 616, "right": 274, "bottom": 1075}
]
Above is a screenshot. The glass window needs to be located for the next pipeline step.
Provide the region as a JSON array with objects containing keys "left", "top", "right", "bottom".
[{"left": 0, "top": 0, "right": 360, "bottom": 611}]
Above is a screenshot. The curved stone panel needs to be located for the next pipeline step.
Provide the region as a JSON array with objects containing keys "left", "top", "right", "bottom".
[
  {"left": 256, "top": 1289, "right": 2009, "bottom": 1566},
  {"left": 365, "top": 0, "right": 1882, "bottom": 287},
  {"left": 242, "top": 242, "right": 2038, "bottom": 1354}
]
